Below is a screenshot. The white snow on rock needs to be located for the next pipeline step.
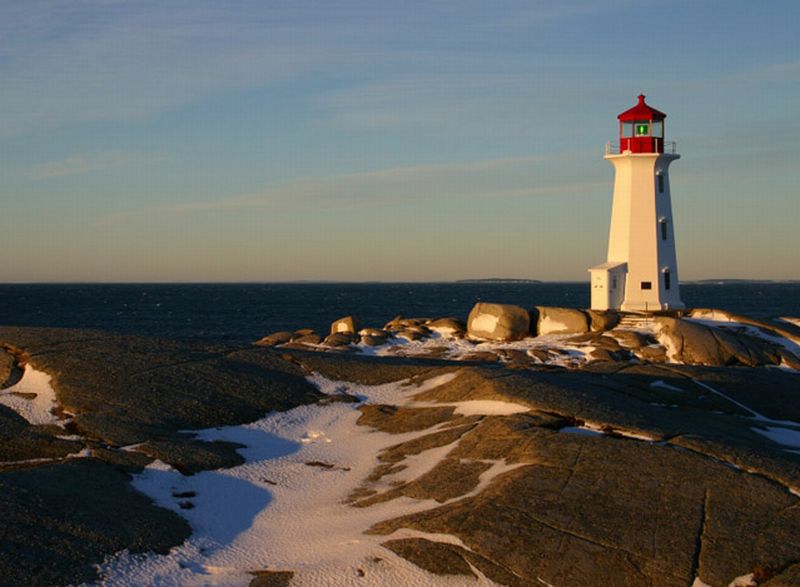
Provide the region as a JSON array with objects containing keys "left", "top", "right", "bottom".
[
  {"left": 0, "top": 366, "right": 64, "bottom": 427},
  {"left": 687, "top": 312, "right": 800, "bottom": 356},
  {"left": 469, "top": 314, "right": 500, "bottom": 336},
  {"left": 559, "top": 422, "right": 658, "bottom": 443},
  {"left": 752, "top": 426, "right": 800, "bottom": 451},
  {"left": 537, "top": 316, "right": 570, "bottom": 335},
  {"left": 411, "top": 398, "right": 530, "bottom": 417},
  {"left": 358, "top": 331, "right": 597, "bottom": 369},
  {"left": 650, "top": 380, "right": 684, "bottom": 392},
  {"left": 94, "top": 372, "right": 518, "bottom": 586}
]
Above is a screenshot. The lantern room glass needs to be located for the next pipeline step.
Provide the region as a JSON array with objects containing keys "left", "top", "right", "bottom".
[{"left": 621, "top": 122, "right": 634, "bottom": 138}]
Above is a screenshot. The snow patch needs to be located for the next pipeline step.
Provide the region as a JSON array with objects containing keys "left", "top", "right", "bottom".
[
  {"left": 469, "top": 314, "right": 499, "bottom": 335},
  {"left": 538, "top": 316, "right": 570, "bottom": 335},
  {"left": 650, "top": 380, "right": 684, "bottom": 393},
  {"left": 0, "top": 366, "right": 63, "bottom": 427},
  {"left": 752, "top": 426, "right": 800, "bottom": 451},
  {"left": 728, "top": 573, "right": 757, "bottom": 587},
  {"left": 427, "top": 325, "right": 458, "bottom": 337},
  {"left": 95, "top": 372, "right": 511, "bottom": 586},
  {"left": 412, "top": 399, "right": 530, "bottom": 417}
]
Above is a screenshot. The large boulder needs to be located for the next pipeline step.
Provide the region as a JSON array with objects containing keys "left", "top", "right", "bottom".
[
  {"left": 254, "top": 331, "right": 293, "bottom": 346},
  {"left": 396, "top": 330, "right": 426, "bottom": 342},
  {"left": 467, "top": 304, "right": 530, "bottom": 341},
  {"left": 330, "top": 316, "right": 359, "bottom": 335},
  {"left": 536, "top": 307, "right": 590, "bottom": 336},
  {"left": 587, "top": 310, "right": 620, "bottom": 332},
  {"left": 656, "top": 317, "right": 783, "bottom": 367},
  {"left": 426, "top": 318, "right": 466, "bottom": 339},
  {"left": 384, "top": 317, "right": 429, "bottom": 332},
  {"left": 358, "top": 328, "right": 388, "bottom": 346},
  {"left": 292, "top": 333, "right": 322, "bottom": 345},
  {"left": 322, "top": 332, "right": 355, "bottom": 347}
]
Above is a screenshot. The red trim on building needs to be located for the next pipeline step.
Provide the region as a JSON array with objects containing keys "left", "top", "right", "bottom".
[{"left": 618, "top": 94, "right": 666, "bottom": 121}]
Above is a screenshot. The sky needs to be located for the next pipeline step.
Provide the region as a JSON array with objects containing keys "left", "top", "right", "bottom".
[{"left": 1, "top": 0, "right": 798, "bottom": 282}]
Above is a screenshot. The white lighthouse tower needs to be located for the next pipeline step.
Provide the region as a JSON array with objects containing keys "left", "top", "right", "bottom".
[{"left": 589, "top": 95, "right": 684, "bottom": 312}]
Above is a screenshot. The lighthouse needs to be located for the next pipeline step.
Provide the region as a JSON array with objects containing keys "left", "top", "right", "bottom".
[{"left": 589, "top": 95, "right": 684, "bottom": 312}]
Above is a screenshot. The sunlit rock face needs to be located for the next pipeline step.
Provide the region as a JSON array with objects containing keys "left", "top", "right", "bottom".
[
  {"left": 535, "top": 306, "right": 590, "bottom": 335},
  {"left": 330, "top": 316, "right": 360, "bottom": 335},
  {"left": 466, "top": 303, "right": 530, "bottom": 341},
  {"left": 656, "top": 317, "right": 783, "bottom": 367}
]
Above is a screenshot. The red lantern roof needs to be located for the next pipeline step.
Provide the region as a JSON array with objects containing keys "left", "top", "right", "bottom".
[{"left": 618, "top": 94, "right": 666, "bottom": 121}]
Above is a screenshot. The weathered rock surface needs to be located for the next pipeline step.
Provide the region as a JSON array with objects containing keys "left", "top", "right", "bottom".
[
  {"left": 369, "top": 424, "right": 800, "bottom": 586},
  {"left": 657, "top": 317, "right": 783, "bottom": 367},
  {"left": 291, "top": 333, "right": 322, "bottom": 345},
  {"left": 0, "top": 348, "right": 15, "bottom": 388},
  {"left": 254, "top": 331, "right": 294, "bottom": 346},
  {"left": 634, "top": 344, "right": 668, "bottom": 362},
  {"left": 2, "top": 319, "right": 800, "bottom": 586},
  {"left": 361, "top": 335, "right": 386, "bottom": 346},
  {"left": 426, "top": 317, "right": 466, "bottom": 338},
  {"left": 536, "top": 306, "right": 590, "bottom": 335},
  {"left": 330, "top": 315, "right": 360, "bottom": 335},
  {"left": 0, "top": 327, "right": 322, "bottom": 454},
  {"left": 610, "top": 328, "right": 655, "bottom": 349},
  {"left": 587, "top": 309, "right": 620, "bottom": 331},
  {"left": 322, "top": 332, "right": 356, "bottom": 347},
  {"left": 347, "top": 364, "right": 800, "bottom": 586},
  {"left": 0, "top": 459, "right": 190, "bottom": 585},
  {"left": 395, "top": 329, "right": 425, "bottom": 342},
  {"left": 249, "top": 570, "right": 295, "bottom": 587},
  {"left": 358, "top": 328, "right": 387, "bottom": 338},
  {"left": 384, "top": 317, "right": 429, "bottom": 332},
  {"left": 467, "top": 303, "right": 530, "bottom": 341}
]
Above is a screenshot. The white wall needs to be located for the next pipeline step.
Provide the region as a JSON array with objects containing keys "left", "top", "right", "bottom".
[{"left": 604, "top": 152, "right": 684, "bottom": 311}]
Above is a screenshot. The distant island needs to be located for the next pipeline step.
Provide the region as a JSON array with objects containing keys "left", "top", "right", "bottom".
[{"left": 456, "top": 278, "right": 542, "bottom": 284}]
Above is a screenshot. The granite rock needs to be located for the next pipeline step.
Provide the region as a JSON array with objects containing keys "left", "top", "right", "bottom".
[
  {"left": 467, "top": 303, "right": 530, "bottom": 341},
  {"left": 330, "top": 316, "right": 360, "bottom": 335},
  {"left": 254, "top": 331, "right": 294, "bottom": 346},
  {"left": 657, "top": 317, "right": 783, "bottom": 367},
  {"left": 536, "top": 306, "right": 590, "bottom": 335}
]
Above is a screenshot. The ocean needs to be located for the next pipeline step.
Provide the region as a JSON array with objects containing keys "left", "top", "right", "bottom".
[{"left": 0, "top": 282, "right": 797, "bottom": 345}]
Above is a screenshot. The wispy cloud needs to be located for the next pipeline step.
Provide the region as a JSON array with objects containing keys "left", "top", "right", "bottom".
[
  {"left": 26, "top": 151, "right": 162, "bottom": 180},
  {"left": 0, "top": 1, "right": 635, "bottom": 137},
  {"left": 0, "top": 2, "right": 374, "bottom": 136},
  {"left": 97, "top": 154, "right": 601, "bottom": 225}
]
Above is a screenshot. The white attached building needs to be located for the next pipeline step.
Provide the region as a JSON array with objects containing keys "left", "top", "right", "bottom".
[{"left": 589, "top": 95, "right": 684, "bottom": 312}]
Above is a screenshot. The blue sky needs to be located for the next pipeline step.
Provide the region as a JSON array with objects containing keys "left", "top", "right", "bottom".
[{"left": 1, "top": 0, "right": 798, "bottom": 282}]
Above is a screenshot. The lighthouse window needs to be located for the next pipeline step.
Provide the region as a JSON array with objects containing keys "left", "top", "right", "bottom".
[
  {"left": 660, "top": 219, "right": 668, "bottom": 240},
  {"left": 664, "top": 270, "right": 671, "bottom": 290},
  {"left": 635, "top": 123, "right": 649, "bottom": 136},
  {"left": 641, "top": 281, "right": 652, "bottom": 290},
  {"left": 658, "top": 174, "right": 665, "bottom": 193},
  {"left": 652, "top": 121, "right": 663, "bottom": 137},
  {"left": 622, "top": 122, "right": 634, "bottom": 138}
]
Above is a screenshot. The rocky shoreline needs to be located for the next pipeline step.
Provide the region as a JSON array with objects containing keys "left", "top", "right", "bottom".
[
  {"left": 1, "top": 304, "right": 799, "bottom": 586},
  {"left": 257, "top": 304, "right": 800, "bottom": 371}
]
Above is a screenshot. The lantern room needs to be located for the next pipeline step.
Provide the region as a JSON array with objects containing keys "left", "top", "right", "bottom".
[{"left": 618, "top": 94, "right": 667, "bottom": 154}]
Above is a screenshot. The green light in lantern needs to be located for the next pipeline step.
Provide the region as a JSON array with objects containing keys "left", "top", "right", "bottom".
[{"left": 636, "top": 123, "right": 649, "bottom": 136}]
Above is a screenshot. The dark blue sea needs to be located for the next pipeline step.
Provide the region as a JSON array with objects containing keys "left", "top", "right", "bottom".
[{"left": 0, "top": 283, "right": 797, "bottom": 345}]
